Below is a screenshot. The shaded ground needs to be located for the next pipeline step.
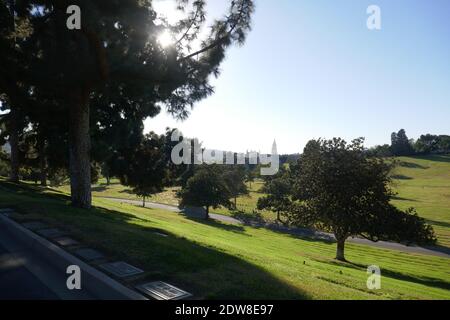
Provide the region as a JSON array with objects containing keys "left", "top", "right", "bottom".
[{"left": 0, "top": 224, "right": 95, "bottom": 300}]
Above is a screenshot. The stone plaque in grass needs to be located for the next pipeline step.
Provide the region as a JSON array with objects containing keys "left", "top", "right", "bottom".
[
  {"left": 22, "top": 221, "right": 49, "bottom": 231},
  {"left": 154, "top": 232, "right": 169, "bottom": 237},
  {"left": 136, "top": 281, "right": 192, "bottom": 300},
  {"left": 54, "top": 237, "right": 79, "bottom": 247},
  {"left": 99, "top": 261, "right": 144, "bottom": 278},
  {"left": 74, "top": 248, "right": 105, "bottom": 261},
  {"left": 37, "top": 228, "right": 67, "bottom": 239}
]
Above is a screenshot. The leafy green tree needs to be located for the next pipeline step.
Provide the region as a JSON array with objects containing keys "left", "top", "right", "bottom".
[
  {"left": 414, "top": 134, "right": 450, "bottom": 154},
  {"left": 116, "top": 133, "right": 167, "bottom": 207},
  {"left": 290, "top": 137, "right": 435, "bottom": 261},
  {"left": 437, "top": 135, "right": 450, "bottom": 153},
  {"left": 244, "top": 166, "right": 257, "bottom": 189},
  {"left": 47, "top": 167, "right": 69, "bottom": 187},
  {"left": 414, "top": 134, "right": 438, "bottom": 154},
  {"left": 16, "top": 0, "right": 254, "bottom": 208},
  {"left": 179, "top": 165, "right": 232, "bottom": 219},
  {"left": 0, "top": 1, "right": 30, "bottom": 182},
  {"left": 390, "top": 129, "right": 414, "bottom": 156},
  {"left": 161, "top": 128, "right": 192, "bottom": 186},
  {"left": 257, "top": 170, "right": 291, "bottom": 222},
  {"left": 100, "top": 162, "right": 111, "bottom": 185},
  {"left": 223, "top": 166, "right": 248, "bottom": 209},
  {"left": 367, "top": 144, "right": 392, "bottom": 157},
  {"left": 0, "top": 148, "right": 10, "bottom": 177}
]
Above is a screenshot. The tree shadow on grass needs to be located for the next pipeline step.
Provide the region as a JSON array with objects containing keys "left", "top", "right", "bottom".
[
  {"left": 183, "top": 215, "right": 248, "bottom": 234},
  {"left": 412, "top": 154, "right": 450, "bottom": 164},
  {"left": 327, "top": 260, "right": 450, "bottom": 291},
  {"left": 391, "top": 174, "right": 413, "bottom": 180},
  {"left": 119, "top": 189, "right": 135, "bottom": 195},
  {"left": 229, "top": 209, "right": 266, "bottom": 225},
  {"left": 91, "top": 186, "right": 107, "bottom": 192},
  {"left": 176, "top": 207, "right": 248, "bottom": 234},
  {"left": 0, "top": 182, "right": 308, "bottom": 299},
  {"left": 109, "top": 221, "right": 304, "bottom": 299},
  {"left": 398, "top": 161, "right": 429, "bottom": 169},
  {"left": 0, "top": 180, "right": 71, "bottom": 203},
  {"left": 426, "top": 218, "right": 450, "bottom": 229},
  {"left": 250, "top": 221, "right": 335, "bottom": 244},
  {"left": 422, "top": 244, "right": 450, "bottom": 256},
  {"left": 391, "top": 195, "right": 417, "bottom": 202}
]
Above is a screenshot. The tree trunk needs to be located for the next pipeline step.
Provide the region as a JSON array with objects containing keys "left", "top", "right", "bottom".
[
  {"left": 40, "top": 159, "right": 47, "bottom": 186},
  {"left": 335, "top": 238, "right": 346, "bottom": 262},
  {"left": 38, "top": 136, "right": 47, "bottom": 186},
  {"left": 142, "top": 195, "right": 146, "bottom": 207},
  {"left": 68, "top": 89, "right": 92, "bottom": 209},
  {"left": 7, "top": 3, "right": 19, "bottom": 183},
  {"left": 8, "top": 108, "right": 19, "bottom": 183},
  {"left": 106, "top": 175, "right": 110, "bottom": 185},
  {"left": 205, "top": 206, "right": 210, "bottom": 220},
  {"left": 234, "top": 197, "right": 237, "bottom": 209},
  {"left": 277, "top": 210, "right": 281, "bottom": 222}
]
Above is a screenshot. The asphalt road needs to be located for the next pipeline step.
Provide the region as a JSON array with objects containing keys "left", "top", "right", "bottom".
[
  {"left": 104, "top": 197, "right": 450, "bottom": 259},
  {"left": 0, "top": 225, "right": 95, "bottom": 300}
]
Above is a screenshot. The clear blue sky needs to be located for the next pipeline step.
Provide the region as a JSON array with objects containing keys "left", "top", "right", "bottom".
[{"left": 146, "top": 0, "right": 450, "bottom": 154}]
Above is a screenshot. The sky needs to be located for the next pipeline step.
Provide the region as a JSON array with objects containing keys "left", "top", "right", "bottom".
[{"left": 146, "top": 0, "right": 450, "bottom": 154}]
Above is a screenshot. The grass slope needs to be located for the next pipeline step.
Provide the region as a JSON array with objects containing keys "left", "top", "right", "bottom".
[
  {"left": 1, "top": 179, "right": 449, "bottom": 299},
  {"left": 67, "top": 155, "right": 450, "bottom": 247},
  {"left": 391, "top": 155, "right": 450, "bottom": 247},
  {"left": 56, "top": 179, "right": 180, "bottom": 206}
]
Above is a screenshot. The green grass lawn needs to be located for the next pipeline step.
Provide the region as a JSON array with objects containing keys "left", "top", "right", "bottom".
[
  {"left": 63, "top": 155, "right": 450, "bottom": 247},
  {"left": 55, "top": 178, "right": 180, "bottom": 206},
  {"left": 1, "top": 179, "right": 449, "bottom": 299},
  {"left": 55, "top": 178, "right": 274, "bottom": 220},
  {"left": 390, "top": 155, "right": 450, "bottom": 247}
]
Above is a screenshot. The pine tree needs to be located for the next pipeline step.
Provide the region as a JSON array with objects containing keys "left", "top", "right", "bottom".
[{"left": 16, "top": 0, "right": 254, "bottom": 208}]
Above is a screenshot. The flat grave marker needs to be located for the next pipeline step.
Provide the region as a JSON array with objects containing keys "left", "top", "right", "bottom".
[
  {"left": 154, "top": 232, "right": 169, "bottom": 237},
  {"left": 74, "top": 248, "right": 105, "bottom": 261},
  {"left": 55, "top": 237, "right": 79, "bottom": 247},
  {"left": 99, "top": 261, "right": 144, "bottom": 278},
  {"left": 136, "top": 281, "right": 192, "bottom": 300},
  {"left": 22, "top": 221, "right": 49, "bottom": 231},
  {"left": 36, "top": 228, "right": 67, "bottom": 239}
]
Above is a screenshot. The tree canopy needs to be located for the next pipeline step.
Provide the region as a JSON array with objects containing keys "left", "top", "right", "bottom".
[
  {"left": 114, "top": 132, "right": 168, "bottom": 207},
  {"left": 257, "top": 167, "right": 291, "bottom": 222},
  {"left": 222, "top": 165, "right": 248, "bottom": 209},
  {"left": 0, "top": 0, "right": 254, "bottom": 208},
  {"left": 390, "top": 129, "right": 414, "bottom": 156},
  {"left": 179, "top": 164, "right": 232, "bottom": 219}
]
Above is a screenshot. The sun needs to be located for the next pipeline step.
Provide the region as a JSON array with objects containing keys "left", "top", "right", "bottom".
[{"left": 158, "top": 30, "right": 174, "bottom": 48}]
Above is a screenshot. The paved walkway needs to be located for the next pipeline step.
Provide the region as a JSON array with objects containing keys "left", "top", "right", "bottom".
[{"left": 102, "top": 197, "right": 450, "bottom": 259}]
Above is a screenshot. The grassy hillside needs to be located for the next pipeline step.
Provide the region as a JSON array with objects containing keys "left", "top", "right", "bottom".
[
  {"left": 391, "top": 155, "right": 450, "bottom": 247},
  {"left": 0, "top": 179, "right": 449, "bottom": 300},
  {"left": 53, "top": 155, "right": 450, "bottom": 246},
  {"left": 56, "top": 179, "right": 180, "bottom": 206}
]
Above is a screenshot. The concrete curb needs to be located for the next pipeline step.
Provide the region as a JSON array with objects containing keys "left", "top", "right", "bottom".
[{"left": 0, "top": 214, "right": 148, "bottom": 300}]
